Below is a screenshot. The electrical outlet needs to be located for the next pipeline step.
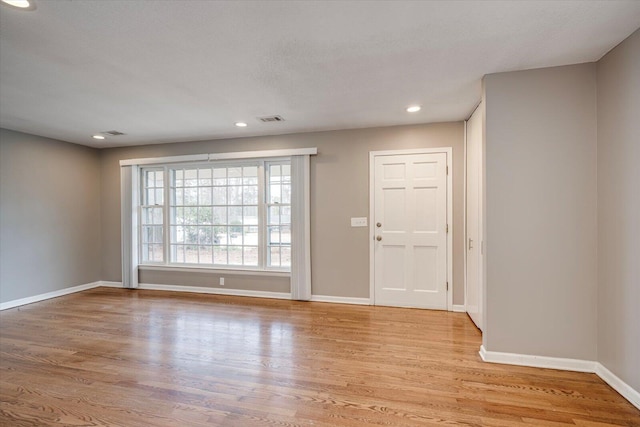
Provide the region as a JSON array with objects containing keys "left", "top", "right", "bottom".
[{"left": 219, "top": 277, "right": 225, "bottom": 286}]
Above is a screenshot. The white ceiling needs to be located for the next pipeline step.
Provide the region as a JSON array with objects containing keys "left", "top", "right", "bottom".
[{"left": 1, "top": 1, "right": 639, "bottom": 148}]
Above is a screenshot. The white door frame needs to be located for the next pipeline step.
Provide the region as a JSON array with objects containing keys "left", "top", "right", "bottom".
[{"left": 369, "top": 148, "right": 453, "bottom": 311}]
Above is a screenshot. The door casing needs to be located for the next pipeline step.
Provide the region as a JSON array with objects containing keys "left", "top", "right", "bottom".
[{"left": 369, "top": 148, "right": 453, "bottom": 311}]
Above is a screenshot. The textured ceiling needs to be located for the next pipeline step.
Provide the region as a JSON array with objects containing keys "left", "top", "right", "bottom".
[{"left": 1, "top": 1, "right": 639, "bottom": 148}]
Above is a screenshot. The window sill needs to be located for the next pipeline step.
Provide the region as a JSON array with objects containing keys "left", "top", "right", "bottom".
[{"left": 138, "top": 264, "right": 291, "bottom": 278}]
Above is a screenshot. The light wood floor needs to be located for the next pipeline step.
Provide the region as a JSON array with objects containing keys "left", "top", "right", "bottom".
[{"left": 0, "top": 288, "right": 638, "bottom": 427}]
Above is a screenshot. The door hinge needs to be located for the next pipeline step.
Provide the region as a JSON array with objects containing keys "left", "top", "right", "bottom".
[
  {"left": 446, "top": 224, "right": 449, "bottom": 233},
  {"left": 446, "top": 281, "right": 449, "bottom": 291},
  {"left": 446, "top": 165, "right": 449, "bottom": 175}
]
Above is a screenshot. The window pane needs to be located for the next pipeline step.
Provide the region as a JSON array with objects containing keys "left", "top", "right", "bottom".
[
  {"left": 281, "top": 184, "right": 291, "bottom": 204},
  {"left": 153, "top": 226, "right": 163, "bottom": 244},
  {"left": 185, "top": 226, "right": 198, "bottom": 244},
  {"left": 184, "top": 188, "right": 197, "bottom": 205},
  {"left": 244, "top": 226, "right": 258, "bottom": 245},
  {"left": 268, "top": 206, "right": 280, "bottom": 225},
  {"left": 228, "top": 167, "right": 242, "bottom": 185},
  {"left": 173, "top": 226, "right": 184, "bottom": 243},
  {"left": 229, "top": 207, "right": 242, "bottom": 226},
  {"left": 175, "top": 169, "right": 184, "bottom": 187},
  {"left": 155, "top": 171, "right": 164, "bottom": 187},
  {"left": 174, "top": 188, "right": 184, "bottom": 206},
  {"left": 150, "top": 244, "right": 163, "bottom": 262},
  {"left": 147, "top": 188, "right": 155, "bottom": 205},
  {"left": 199, "top": 245, "right": 213, "bottom": 264},
  {"left": 155, "top": 189, "right": 164, "bottom": 205},
  {"left": 199, "top": 187, "right": 212, "bottom": 205},
  {"left": 172, "top": 244, "right": 184, "bottom": 263},
  {"left": 281, "top": 225, "right": 291, "bottom": 244},
  {"left": 212, "top": 186, "right": 227, "bottom": 205},
  {"left": 281, "top": 164, "right": 291, "bottom": 181},
  {"left": 199, "top": 207, "right": 212, "bottom": 224},
  {"left": 280, "top": 246, "right": 291, "bottom": 267},
  {"left": 244, "top": 247, "right": 258, "bottom": 266},
  {"left": 185, "top": 245, "right": 198, "bottom": 263},
  {"left": 214, "top": 246, "right": 227, "bottom": 264},
  {"left": 199, "top": 226, "right": 213, "bottom": 245},
  {"left": 185, "top": 169, "right": 197, "bottom": 187},
  {"left": 213, "top": 168, "right": 226, "bottom": 185},
  {"left": 243, "top": 166, "right": 258, "bottom": 185},
  {"left": 243, "top": 206, "right": 258, "bottom": 225},
  {"left": 270, "top": 184, "right": 281, "bottom": 203},
  {"left": 213, "top": 206, "right": 227, "bottom": 225},
  {"left": 228, "top": 246, "right": 242, "bottom": 265},
  {"left": 228, "top": 186, "right": 242, "bottom": 205},
  {"left": 269, "top": 226, "right": 281, "bottom": 244},
  {"left": 270, "top": 165, "right": 281, "bottom": 179},
  {"left": 215, "top": 226, "right": 227, "bottom": 244},
  {"left": 280, "top": 206, "right": 291, "bottom": 224},
  {"left": 243, "top": 186, "right": 258, "bottom": 204},
  {"left": 198, "top": 168, "right": 212, "bottom": 186},
  {"left": 269, "top": 246, "right": 281, "bottom": 267},
  {"left": 152, "top": 208, "right": 163, "bottom": 225},
  {"left": 142, "top": 226, "right": 152, "bottom": 244}
]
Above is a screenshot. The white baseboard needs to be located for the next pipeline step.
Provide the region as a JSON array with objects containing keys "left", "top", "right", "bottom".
[
  {"left": 479, "top": 345, "right": 597, "bottom": 372},
  {"left": 134, "top": 283, "right": 292, "bottom": 300},
  {"left": 595, "top": 363, "right": 640, "bottom": 409},
  {"left": 98, "top": 281, "right": 123, "bottom": 288},
  {"left": 479, "top": 345, "right": 639, "bottom": 410},
  {"left": 0, "top": 281, "right": 102, "bottom": 311},
  {"left": 310, "top": 295, "right": 371, "bottom": 305},
  {"left": 452, "top": 304, "right": 466, "bottom": 312}
]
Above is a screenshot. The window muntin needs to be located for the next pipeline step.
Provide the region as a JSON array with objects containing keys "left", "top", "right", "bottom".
[{"left": 140, "top": 160, "right": 290, "bottom": 271}]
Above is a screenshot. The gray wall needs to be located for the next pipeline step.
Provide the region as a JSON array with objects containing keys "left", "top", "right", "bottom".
[
  {"left": 596, "top": 29, "right": 640, "bottom": 391},
  {"left": 101, "top": 122, "right": 465, "bottom": 302},
  {"left": 483, "top": 64, "right": 598, "bottom": 360},
  {"left": 0, "top": 129, "right": 102, "bottom": 303}
]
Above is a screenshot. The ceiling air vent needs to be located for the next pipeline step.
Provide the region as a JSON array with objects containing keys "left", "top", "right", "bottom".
[
  {"left": 102, "top": 130, "right": 126, "bottom": 136},
  {"left": 257, "top": 115, "right": 285, "bottom": 123}
]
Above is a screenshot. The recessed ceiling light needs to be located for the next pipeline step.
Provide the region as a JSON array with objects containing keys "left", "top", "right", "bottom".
[
  {"left": 235, "top": 122, "right": 248, "bottom": 128},
  {"left": 92, "top": 135, "right": 105, "bottom": 140},
  {"left": 406, "top": 105, "right": 421, "bottom": 113},
  {"left": 1, "top": 0, "right": 36, "bottom": 10}
]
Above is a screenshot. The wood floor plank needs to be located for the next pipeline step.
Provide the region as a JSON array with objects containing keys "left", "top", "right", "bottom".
[{"left": 0, "top": 287, "right": 638, "bottom": 426}]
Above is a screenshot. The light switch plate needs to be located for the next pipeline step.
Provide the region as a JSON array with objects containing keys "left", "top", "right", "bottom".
[{"left": 351, "top": 217, "right": 368, "bottom": 227}]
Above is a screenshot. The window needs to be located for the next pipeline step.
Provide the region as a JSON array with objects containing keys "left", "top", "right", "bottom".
[{"left": 140, "top": 160, "right": 291, "bottom": 271}]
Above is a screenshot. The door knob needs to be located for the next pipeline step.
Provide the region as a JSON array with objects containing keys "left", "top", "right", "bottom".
[
  {"left": 376, "top": 222, "right": 382, "bottom": 228},
  {"left": 376, "top": 236, "right": 382, "bottom": 241}
]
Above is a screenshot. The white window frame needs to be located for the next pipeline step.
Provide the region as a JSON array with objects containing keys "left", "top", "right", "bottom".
[
  {"left": 120, "top": 148, "right": 316, "bottom": 300},
  {"left": 139, "top": 159, "right": 291, "bottom": 272}
]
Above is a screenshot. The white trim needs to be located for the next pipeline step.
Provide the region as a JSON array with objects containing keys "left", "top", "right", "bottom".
[
  {"left": 463, "top": 120, "right": 468, "bottom": 315},
  {"left": 99, "top": 281, "right": 124, "bottom": 288},
  {"left": 310, "top": 295, "right": 371, "bottom": 305},
  {"left": 120, "top": 154, "right": 208, "bottom": 166},
  {"left": 479, "top": 345, "right": 596, "bottom": 372},
  {"left": 595, "top": 363, "right": 640, "bottom": 409},
  {"left": 135, "top": 283, "right": 291, "bottom": 300},
  {"left": 479, "top": 345, "right": 640, "bottom": 409},
  {"left": 369, "top": 147, "right": 454, "bottom": 311},
  {"left": 452, "top": 304, "right": 466, "bottom": 313},
  {"left": 0, "top": 281, "right": 102, "bottom": 311},
  {"left": 119, "top": 148, "right": 318, "bottom": 167},
  {"left": 208, "top": 148, "right": 317, "bottom": 161},
  {"left": 138, "top": 264, "right": 290, "bottom": 278}
]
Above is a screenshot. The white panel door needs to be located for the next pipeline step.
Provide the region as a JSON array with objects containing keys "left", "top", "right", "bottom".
[
  {"left": 373, "top": 153, "right": 448, "bottom": 309},
  {"left": 466, "top": 105, "right": 483, "bottom": 330}
]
